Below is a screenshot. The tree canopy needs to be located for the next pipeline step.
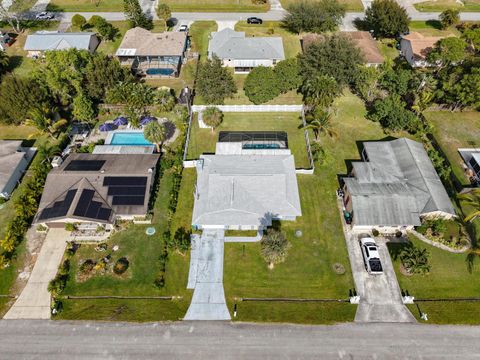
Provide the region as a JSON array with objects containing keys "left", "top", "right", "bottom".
[
  {"left": 244, "top": 66, "right": 280, "bottom": 104},
  {"left": 427, "top": 37, "right": 467, "bottom": 65},
  {"left": 364, "top": 0, "right": 410, "bottom": 38},
  {"left": 123, "top": 0, "right": 153, "bottom": 29},
  {"left": 439, "top": 9, "right": 460, "bottom": 30},
  {"left": 273, "top": 58, "right": 302, "bottom": 93},
  {"left": 144, "top": 121, "right": 167, "bottom": 152},
  {"left": 282, "top": 0, "right": 345, "bottom": 34},
  {"left": 202, "top": 107, "right": 223, "bottom": 132},
  {"left": 196, "top": 56, "right": 236, "bottom": 104},
  {"left": 71, "top": 14, "right": 87, "bottom": 29},
  {"left": 367, "top": 94, "right": 419, "bottom": 131},
  {"left": 72, "top": 92, "right": 95, "bottom": 123}
]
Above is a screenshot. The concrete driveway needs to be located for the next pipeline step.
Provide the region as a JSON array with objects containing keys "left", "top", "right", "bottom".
[
  {"left": 3, "top": 229, "right": 67, "bottom": 320},
  {"left": 184, "top": 229, "right": 231, "bottom": 320},
  {"left": 345, "top": 232, "right": 416, "bottom": 323}
]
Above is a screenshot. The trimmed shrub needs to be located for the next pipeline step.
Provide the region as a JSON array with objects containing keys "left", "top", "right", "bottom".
[
  {"left": 79, "top": 259, "right": 95, "bottom": 274},
  {"left": 113, "top": 257, "right": 130, "bottom": 274},
  {"left": 72, "top": 14, "right": 87, "bottom": 29},
  {"left": 65, "top": 223, "right": 77, "bottom": 232},
  {"left": 372, "top": 228, "right": 380, "bottom": 237}
]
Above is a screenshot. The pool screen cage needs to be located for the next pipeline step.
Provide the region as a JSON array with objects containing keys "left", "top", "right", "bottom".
[{"left": 218, "top": 131, "right": 288, "bottom": 149}]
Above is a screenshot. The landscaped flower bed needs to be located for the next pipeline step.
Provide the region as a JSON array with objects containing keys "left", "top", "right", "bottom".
[{"left": 416, "top": 219, "right": 469, "bottom": 250}]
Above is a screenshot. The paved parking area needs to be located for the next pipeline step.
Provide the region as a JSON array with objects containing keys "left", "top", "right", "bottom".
[
  {"left": 184, "top": 229, "right": 231, "bottom": 320},
  {"left": 4, "top": 229, "right": 67, "bottom": 320},
  {"left": 345, "top": 232, "right": 416, "bottom": 323}
]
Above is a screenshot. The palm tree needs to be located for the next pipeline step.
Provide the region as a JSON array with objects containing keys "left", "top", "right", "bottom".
[
  {"left": 301, "top": 74, "right": 340, "bottom": 108},
  {"left": 260, "top": 229, "right": 291, "bottom": 269},
  {"left": 400, "top": 245, "right": 431, "bottom": 274},
  {"left": 202, "top": 107, "right": 223, "bottom": 133},
  {"left": 0, "top": 51, "right": 9, "bottom": 74},
  {"left": 302, "top": 107, "right": 338, "bottom": 141},
  {"left": 458, "top": 190, "right": 480, "bottom": 223},
  {"left": 25, "top": 107, "right": 67, "bottom": 139},
  {"left": 143, "top": 121, "right": 167, "bottom": 153},
  {"left": 37, "top": 143, "right": 61, "bottom": 163}
]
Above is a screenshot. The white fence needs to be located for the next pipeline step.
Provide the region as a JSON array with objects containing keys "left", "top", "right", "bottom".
[{"left": 191, "top": 105, "right": 303, "bottom": 113}]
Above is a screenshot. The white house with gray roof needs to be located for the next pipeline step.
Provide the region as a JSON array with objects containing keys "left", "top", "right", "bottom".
[
  {"left": 0, "top": 141, "right": 35, "bottom": 199},
  {"left": 24, "top": 31, "right": 99, "bottom": 58},
  {"left": 343, "top": 138, "right": 456, "bottom": 232},
  {"left": 207, "top": 28, "right": 285, "bottom": 73}
]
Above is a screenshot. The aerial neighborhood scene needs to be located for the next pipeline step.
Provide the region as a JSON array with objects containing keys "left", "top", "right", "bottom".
[{"left": 0, "top": 0, "right": 480, "bottom": 354}]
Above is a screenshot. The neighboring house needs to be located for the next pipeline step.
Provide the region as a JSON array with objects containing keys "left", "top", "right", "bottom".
[
  {"left": 24, "top": 31, "right": 99, "bottom": 57},
  {"left": 0, "top": 31, "right": 14, "bottom": 51},
  {"left": 0, "top": 141, "right": 34, "bottom": 199},
  {"left": 343, "top": 138, "right": 456, "bottom": 232},
  {"left": 302, "top": 31, "right": 384, "bottom": 67},
  {"left": 400, "top": 32, "right": 443, "bottom": 67},
  {"left": 207, "top": 28, "right": 285, "bottom": 73},
  {"left": 116, "top": 27, "right": 188, "bottom": 77},
  {"left": 34, "top": 153, "right": 159, "bottom": 230},
  {"left": 192, "top": 131, "right": 301, "bottom": 230}
]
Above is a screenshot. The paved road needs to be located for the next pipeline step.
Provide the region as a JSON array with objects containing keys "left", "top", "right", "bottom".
[
  {"left": 1, "top": 320, "right": 480, "bottom": 358},
  {"left": 4, "top": 229, "right": 67, "bottom": 320}
]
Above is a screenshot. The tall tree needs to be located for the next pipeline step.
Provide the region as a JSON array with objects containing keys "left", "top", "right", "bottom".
[
  {"left": 202, "top": 107, "right": 223, "bottom": 132},
  {"left": 427, "top": 37, "right": 467, "bottom": 66},
  {"left": 462, "top": 27, "right": 480, "bottom": 52},
  {"left": 72, "top": 92, "right": 96, "bottom": 123},
  {"left": 282, "top": 0, "right": 345, "bottom": 34},
  {"left": 302, "top": 107, "right": 338, "bottom": 141},
  {"left": 459, "top": 190, "right": 480, "bottom": 222},
  {"left": 25, "top": 107, "right": 68, "bottom": 139},
  {"left": 123, "top": 0, "right": 153, "bottom": 29},
  {"left": 144, "top": 121, "right": 167, "bottom": 152},
  {"left": 439, "top": 9, "right": 460, "bottom": 30},
  {"left": 196, "top": 56, "right": 236, "bottom": 104},
  {"left": 0, "top": 3, "right": 22, "bottom": 33},
  {"left": 156, "top": 3, "right": 171, "bottom": 29},
  {"left": 273, "top": 58, "right": 302, "bottom": 93},
  {"left": 364, "top": 0, "right": 410, "bottom": 38},
  {"left": 367, "top": 95, "right": 419, "bottom": 131},
  {"left": 352, "top": 65, "right": 381, "bottom": 102},
  {"left": 155, "top": 89, "right": 176, "bottom": 112},
  {"left": 299, "top": 33, "right": 365, "bottom": 87},
  {"left": 37, "top": 143, "right": 61, "bottom": 163},
  {"left": 244, "top": 66, "right": 280, "bottom": 104},
  {"left": 301, "top": 74, "right": 341, "bottom": 107}
]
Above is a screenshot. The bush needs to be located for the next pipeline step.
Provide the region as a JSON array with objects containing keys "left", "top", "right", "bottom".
[
  {"left": 400, "top": 245, "right": 430, "bottom": 274},
  {"left": 260, "top": 229, "right": 291, "bottom": 268},
  {"left": 88, "top": 15, "right": 104, "bottom": 28},
  {"left": 113, "top": 257, "right": 130, "bottom": 274},
  {"left": 395, "top": 230, "right": 403, "bottom": 238},
  {"left": 64, "top": 223, "right": 77, "bottom": 232},
  {"left": 154, "top": 273, "right": 165, "bottom": 288},
  {"left": 79, "top": 259, "right": 95, "bottom": 274},
  {"left": 372, "top": 228, "right": 380, "bottom": 237},
  {"left": 72, "top": 14, "right": 87, "bottom": 29}
]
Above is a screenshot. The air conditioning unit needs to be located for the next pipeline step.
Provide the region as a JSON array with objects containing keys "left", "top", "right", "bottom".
[{"left": 51, "top": 156, "right": 63, "bottom": 168}]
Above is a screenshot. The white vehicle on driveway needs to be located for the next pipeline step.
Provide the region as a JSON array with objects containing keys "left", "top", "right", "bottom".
[
  {"left": 35, "top": 12, "right": 55, "bottom": 20},
  {"left": 360, "top": 237, "right": 383, "bottom": 275},
  {"left": 178, "top": 25, "right": 188, "bottom": 32}
]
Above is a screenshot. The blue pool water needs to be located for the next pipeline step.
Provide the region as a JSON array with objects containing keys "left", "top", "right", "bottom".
[
  {"left": 243, "top": 143, "right": 281, "bottom": 150},
  {"left": 146, "top": 68, "right": 175, "bottom": 76},
  {"left": 110, "top": 132, "right": 152, "bottom": 146}
]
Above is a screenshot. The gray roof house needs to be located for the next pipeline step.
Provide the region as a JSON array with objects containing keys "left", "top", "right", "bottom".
[
  {"left": 207, "top": 28, "right": 285, "bottom": 73},
  {"left": 34, "top": 153, "right": 159, "bottom": 228},
  {"left": 0, "top": 141, "right": 35, "bottom": 199},
  {"left": 24, "top": 31, "right": 99, "bottom": 57},
  {"left": 192, "top": 154, "right": 301, "bottom": 230},
  {"left": 343, "top": 138, "right": 456, "bottom": 231}
]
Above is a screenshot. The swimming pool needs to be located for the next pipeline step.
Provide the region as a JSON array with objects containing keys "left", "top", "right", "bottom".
[
  {"left": 145, "top": 68, "right": 175, "bottom": 76},
  {"left": 109, "top": 132, "right": 152, "bottom": 146},
  {"left": 243, "top": 143, "right": 281, "bottom": 150}
]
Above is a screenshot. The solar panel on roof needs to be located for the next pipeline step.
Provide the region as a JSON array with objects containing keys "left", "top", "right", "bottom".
[
  {"left": 65, "top": 160, "right": 105, "bottom": 171},
  {"left": 107, "top": 186, "right": 146, "bottom": 196},
  {"left": 85, "top": 201, "right": 101, "bottom": 219},
  {"left": 38, "top": 189, "right": 77, "bottom": 220},
  {"left": 73, "top": 189, "right": 95, "bottom": 217},
  {"left": 112, "top": 195, "right": 145, "bottom": 206},
  {"left": 103, "top": 177, "right": 147, "bottom": 186},
  {"left": 97, "top": 208, "right": 112, "bottom": 221}
]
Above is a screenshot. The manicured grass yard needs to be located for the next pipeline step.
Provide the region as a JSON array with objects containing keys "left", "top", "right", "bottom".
[
  {"left": 162, "top": 0, "right": 269, "bottom": 12},
  {"left": 414, "top": 0, "right": 480, "bottom": 12},
  {"left": 47, "top": 0, "right": 124, "bottom": 12},
  {"left": 189, "top": 21, "right": 218, "bottom": 59},
  {"left": 389, "top": 235, "right": 480, "bottom": 324},
  {"left": 409, "top": 21, "right": 460, "bottom": 37},
  {"left": 187, "top": 112, "right": 311, "bottom": 168},
  {"left": 279, "top": 0, "right": 364, "bottom": 11},
  {"left": 234, "top": 21, "right": 302, "bottom": 60}
]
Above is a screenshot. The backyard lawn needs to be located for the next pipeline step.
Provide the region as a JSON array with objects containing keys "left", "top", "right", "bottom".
[
  {"left": 162, "top": 0, "right": 269, "bottom": 12},
  {"left": 234, "top": 21, "right": 302, "bottom": 59},
  {"left": 279, "top": 0, "right": 364, "bottom": 11},
  {"left": 186, "top": 112, "right": 311, "bottom": 169},
  {"left": 414, "top": 0, "right": 480, "bottom": 12},
  {"left": 389, "top": 235, "right": 480, "bottom": 324}
]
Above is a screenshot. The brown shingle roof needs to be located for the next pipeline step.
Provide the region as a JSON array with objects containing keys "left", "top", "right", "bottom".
[
  {"left": 301, "top": 31, "right": 384, "bottom": 65},
  {"left": 116, "top": 27, "right": 187, "bottom": 57},
  {"left": 401, "top": 32, "right": 444, "bottom": 59}
]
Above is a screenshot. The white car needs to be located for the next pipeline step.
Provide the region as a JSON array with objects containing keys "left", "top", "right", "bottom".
[
  {"left": 35, "top": 12, "right": 55, "bottom": 20},
  {"left": 178, "top": 25, "right": 188, "bottom": 32},
  {"left": 360, "top": 237, "right": 383, "bottom": 275}
]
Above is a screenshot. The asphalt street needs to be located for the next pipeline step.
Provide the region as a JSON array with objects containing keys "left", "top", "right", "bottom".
[{"left": 1, "top": 320, "right": 480, "bottom": 359}]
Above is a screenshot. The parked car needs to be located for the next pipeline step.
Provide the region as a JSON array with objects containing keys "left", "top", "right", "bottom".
[
  {"left": 360, "top": 237, "right": 383, "bottom": 275},
  {"left": 178, "top": 25, "right": 188, "bottom": 32},
  {"left": 247, "top": 17, "right": 263, "bottom": 24},
  {"left": 35, "top": 12, "right": 55, "bottom": 20}
]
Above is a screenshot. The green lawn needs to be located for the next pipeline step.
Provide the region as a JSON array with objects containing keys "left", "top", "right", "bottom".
[
  {"left": 414, "top": 0, "right": 480, "bottom": 12},
  {"left": 47, "top": 0, "right": 123, "bottom": 12},
  {"left": 409, "top": 21, "right": 460, "bottom": 37},
  {"left": 388, "top": 235, "right": 480, "bottom": 324},
  {"left": 162, "top": 0, "right": 269, "bottom": 12},
  {"left": 279, "top": 0, "right": 364, "bottom": 11},
  {"left": 187, "top": 112, "right": 311, "bottom": 168},
  {"left": 234, "top": 21, "right": 302, "bottom": 59},
  {"left": 427, "top": 111, "right": 480, "bottom": 187},
  {"left": 377, "top": 39, "right": 399, "bottom": 61},
  {"left": 189, "top": 21, "right": 218, "bottom": 59}
]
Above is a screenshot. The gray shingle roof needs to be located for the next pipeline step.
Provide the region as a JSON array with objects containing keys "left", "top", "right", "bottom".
[
  {"left": 345, "top": 138, "right": 455, "bottom": 227},
  {"left": 192, "top": 154, "right": 301, "bottom": 227},
  {"left": 208, "top": 28, "right": 285, "bottom": 61},
  {"left": 24, "top": 31, "right": 97, "bottom": 51},
  {"left": 0, "top": 141, "right": 24, "bottom": 193}
]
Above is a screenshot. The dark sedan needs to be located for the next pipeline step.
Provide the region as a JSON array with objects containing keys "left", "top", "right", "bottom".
[{"left": 247, "top": 17, "right": 263, "bottom": 24}]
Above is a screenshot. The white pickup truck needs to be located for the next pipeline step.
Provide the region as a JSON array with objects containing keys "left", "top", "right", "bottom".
[{"left": 360, "top": 237, "right": 383, "bottom": 275}]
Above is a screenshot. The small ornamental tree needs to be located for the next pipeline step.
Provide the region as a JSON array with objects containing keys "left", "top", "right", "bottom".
[
  {"left": 244, "top": 66, "right": 280, "bottom": 104},
  {"left": 301, "top": 74, "right": 341, "bottom": 107},
  {"left": 155, "top": 89, "right": 176, "bottom": 112},
  {"left": 72, "top": 91, "right": 95, "bottom": 123},
  {"left": 260, "top": 229, "right": 291, "bottom": 269},
  {"left": 143, "top": 121, "right": 167, "bottom": 152},
  {"left": 439, "top": 9, "right": 460, "bottom": 30},
  {"left": 71, "top": 14, "right": 87, "bottom": 29},
  {"left": 156, "top": 3, "right": 171, "bottom": 29},
  {"left": 123, "top": 0, "right": 153, "bottom": 29},
  {"left": 202, "top": 107, "right": 223, "bottom": 132},
  {"left": 196, "top": 56, "right": 236, "bottom": 104},
  {"left": 367, "top": 95, "right": 419, "bottom": 131},
  {"left": 364, "top": 0, "right": 410, "bottom": 38}
]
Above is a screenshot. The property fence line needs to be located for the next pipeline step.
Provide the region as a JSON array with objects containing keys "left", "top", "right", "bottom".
[
  {"left": 239, "top": 297, "right": 350, "bottom": 302},
  {"left": 182, "top": 97, "right": 194, "bottom": 163},
  {"left": 191, "top": 105, "right": 304, "bottom": 113},
  {"left": 300, "top": 106, "right": 315, "bottom": 174},
  {"left": 414, "top": 298, "right": 480, "bottom": 302}
]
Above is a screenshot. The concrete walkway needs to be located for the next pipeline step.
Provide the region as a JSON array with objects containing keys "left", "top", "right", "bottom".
[
  {"left": 4, "top": 229, "right": 67, "bottom": 320},
  {"left": 184, "top": 229, "right": 231, "bottom": 320}
]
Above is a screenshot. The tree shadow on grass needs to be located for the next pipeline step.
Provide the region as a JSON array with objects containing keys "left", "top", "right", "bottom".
[{"left": 425, "top": 20, "right": 442, "bottom": 30}]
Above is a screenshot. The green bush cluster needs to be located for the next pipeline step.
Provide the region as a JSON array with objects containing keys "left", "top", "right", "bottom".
[
  {"left": 154, "top": 232, "right": 170, "bottom": 288},
  {"left": 113, "top": 257, "right": 130, "bottom": 275},
  {"left": 48, "top": 243, "right": 77, "bottom": 313}
]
